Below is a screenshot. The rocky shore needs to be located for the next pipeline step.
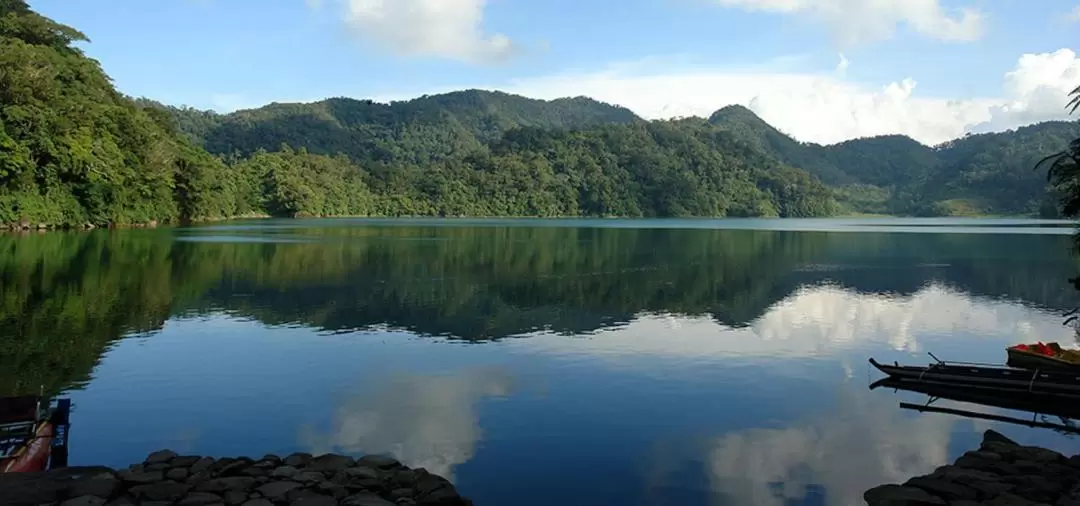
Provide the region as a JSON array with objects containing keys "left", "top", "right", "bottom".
[
  {"left": 0, "top": 451, "right": 470, "bottom": 506},
  {"left": 865, "top": 430, "right": 1080, "bottom": 505}
]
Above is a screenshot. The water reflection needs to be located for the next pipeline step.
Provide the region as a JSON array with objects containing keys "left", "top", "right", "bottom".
[
  {"left": 2, "top": 221, "right": 1080, "bottom": 505},
  {"left": 702, "top": 382, "right": 957, "bottom": 506},
  {"left": 300, "top": 369, "right": 515, "bottom": 481}
]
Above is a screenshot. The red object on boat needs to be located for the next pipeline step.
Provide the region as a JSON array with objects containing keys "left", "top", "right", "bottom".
[
  {"left": 1012, "top": 342, "right": 1056, "bottom": 356},
  {"left": 1, "top": 421, "right": 53, "bottom": 473}
]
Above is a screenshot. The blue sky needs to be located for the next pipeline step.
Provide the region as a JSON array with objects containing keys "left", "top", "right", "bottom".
[{"left": 26, "top": 0, "right": 1080, "bottom": 145}]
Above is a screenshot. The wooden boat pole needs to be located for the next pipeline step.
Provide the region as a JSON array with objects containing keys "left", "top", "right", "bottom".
[{"left": 898, "top": 402, "right": 1080, "bottom": 434}]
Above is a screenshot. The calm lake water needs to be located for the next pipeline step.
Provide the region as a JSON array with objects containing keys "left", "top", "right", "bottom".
[{"left": 4, "top": 218, "right": 1080, "bottom": 506}]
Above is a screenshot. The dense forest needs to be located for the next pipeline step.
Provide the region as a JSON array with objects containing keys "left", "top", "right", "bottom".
[{"left": 2, "top": 0, "right": 1079, "bottom": 227}]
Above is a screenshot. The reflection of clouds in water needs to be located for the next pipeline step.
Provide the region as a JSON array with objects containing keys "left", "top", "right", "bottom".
[
  {"left": 299, "top": 368, "right": 515, "bottom": 481},
  {"left": 512, "top": 283, "right": 1071, "bottom": 359},
  {"left": 703, "top": 385, "right": 962, "bottom": 506},
  {"left": 754, "top": 284, "right": 1070, "bottom": 353}
]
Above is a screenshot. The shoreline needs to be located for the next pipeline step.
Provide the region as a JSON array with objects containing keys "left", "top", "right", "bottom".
[
  {"left": 865, "top": 429, "right": 1080, "bottom": 505},
  {"left": 0, "top": 214, "right": 1064, "bottom": 236},
  {"left": 0, "top": 451, "right": 470, "bottom": 506}
]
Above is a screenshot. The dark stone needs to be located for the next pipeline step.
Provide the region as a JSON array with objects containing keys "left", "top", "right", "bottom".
[
  {"left": 255, "top": 482, "right": 302, "bottom": 501},
  {"left": 291, "top": 494, "right": 336, "bottom": 506},
  {"left": 168, "top": 468, "right": 191, "bottom": 481},
  {"left": 194, "top": 477, "right": 258, "bottom": 494},
  {"left": 186, "top": 471, "right": 212, "bottom": 486},
  {"left": 178, "top": 493, "right": 227, "bottom": 506},
  {"left": 67, "top": 472, "right": 121, "bottom": 499},
  {"left": 341, "top": 494, "right": 394, "bottom": 506},
  {"left": 271, "top": 467, "right": 298, "bottom": 479},
  {"left": 307, "top": 455, "right": 354, "bottom": 472},
  {"left": 59, "top": 497, "right": 105, "bottom": 506},
  {"left": 259, "top": 455, "right": 282, "bottom": 465},
  {"left": 117, "top": 470, "right": 164, "bottom": 485},
  {"left": 986, "top": 492, "right": 1049, "bottom": 505},
  {"left": 1010, "top": 474, "right": 1064, "bottom": 502},
  {"left": 224, "top": 491, "right": 248, "bottom": 506},
  {"left": 146, "top": 450, "right": 179, "bottom": 465},
  {"left": 355, "top": 456, "right": 399, "bottom": 470},
  {"left": 172, "top": 457, "right": 204, "bottom": 468},
  {"left": 415, "top": 475, "right": 451, "bottom": 497},
  {"left": 343, "top": 479, "right": 384, "bottom": 493},
  {"left": 392, "top": 470, "right": 416, "bottom": 488},
  {"left": 128, "top": 481, "right": 192, "bottom": 501},
  {"left": 417, "top": 487, "right": 467, "bottom": 506},
  {"left": 241, "top": 500, "right": 273, "bottom": 506},
  {"left": 315, "top": 482, "right": 348, "bottom": 499},
  {"left": 217, "top": 459, "right": 255, "bottom": 477},
  {"left": 864, "top": 484, "right": 947, "bottom": 506},
  {"left": 240, "top": 468, "right": 269, "bottom": 478},
  {"left": 191, "top": 458, "right": 216, "bottom": 473},
  {"left": 905, "top": 476, "right": 979, "bottom": 501},
  {"left": 341, "top": 468, "right": 380, "bottom": 481},
  {"left": 283, "top": 454, "right": 312, "bottom": 468},
  {"left": 294, "top": 472, "right": 326, "bottom": 485},
  {"left": 144, "top": 463, "right": 171, "bottom": 472},
  {"left": 102, "top": 496, "right": 135, "bottom": 506},
  {"left": 0, "top": 466, "right": 110, "bottom": 504},
  {"left": 1068, "top": 455, "right": 1080, "bottom": 470},
  {"left": 984, "top": 430, "right": 1019, "bottom": 446},
  {"left": 390, "top": 489, "right": 413, "bottom": 500}
]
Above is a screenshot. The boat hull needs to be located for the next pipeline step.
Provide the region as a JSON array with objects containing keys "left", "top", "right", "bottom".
[
  {"left": 870, "top": 377, "right": 1080, "bottom": 419},
  {"left": 0, "top": 421, "right": 53, "bottom": 473},
  {"left": 868, "top": 358, "right": 1080, "bottom": 394}
]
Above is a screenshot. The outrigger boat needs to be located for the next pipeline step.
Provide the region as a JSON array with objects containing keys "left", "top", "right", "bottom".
[
  {"left": 0, "top": 394, "right": 71, "bottom": 473},
  {"left": 867, "top": 356, "right": 1080, "bottom": 395}
]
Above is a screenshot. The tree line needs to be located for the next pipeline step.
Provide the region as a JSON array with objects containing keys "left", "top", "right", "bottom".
[{"left": 3, "top": 0, "right": 1080, "bottom": 227}]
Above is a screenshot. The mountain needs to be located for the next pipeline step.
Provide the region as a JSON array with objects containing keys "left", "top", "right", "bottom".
[
  {"left": 1, "top": 1, "right": 839, "bottom": 227},
  {"left": 707, "top": 105, "right": 1080, "bottom": 216},
  {"left": 149, "top": 90, "right": 642, "bottom": 164},
  {"left": 2, "top": 1, "right": 1076, "bottom": 226}
]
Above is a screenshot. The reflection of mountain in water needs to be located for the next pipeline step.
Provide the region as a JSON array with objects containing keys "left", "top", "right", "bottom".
[{"left": 0, "top": 224, "right": 1076, "bottom": 394}]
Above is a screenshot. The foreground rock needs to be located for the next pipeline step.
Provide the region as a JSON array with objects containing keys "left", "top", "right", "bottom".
[
  {"left": 865, "top": 430, "right": 1080, "bottom": 505},
  {"left": 0, "top": 452, "right": 470, "bottom": 506}
]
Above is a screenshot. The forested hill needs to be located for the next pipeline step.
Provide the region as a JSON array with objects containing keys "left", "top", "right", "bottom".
[
  {"left": 0, "top": 0, "right": 842, "bottom": 227},
  {"left": 143, "top": 91, "right": 643, "bottom": 164},
  {"left": 707, "top": 105, "right": 1080, "bottom": 216},
  {"left": 1, "top": 1, "right": 1077, "bottom": 227}
]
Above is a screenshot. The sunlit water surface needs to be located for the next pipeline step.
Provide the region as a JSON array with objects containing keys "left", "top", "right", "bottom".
[{"left": 3, "top": 217, "right": 1080, "bottom": 506}]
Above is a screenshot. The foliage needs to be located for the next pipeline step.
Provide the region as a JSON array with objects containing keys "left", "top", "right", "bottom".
[
  {"left": 3, "top": 1, "right": 1079, "bottom": 225},
  {"left": 708, "top": 105, "right": 1080, "bottom": 216}
]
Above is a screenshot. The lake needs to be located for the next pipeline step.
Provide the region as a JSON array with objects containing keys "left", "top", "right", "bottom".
[{"left": 4, "top": 217, "right": 1080, "bottom": 506}]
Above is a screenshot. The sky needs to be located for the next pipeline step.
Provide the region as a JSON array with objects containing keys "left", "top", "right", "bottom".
[{"left": 26, "top": 0, "right": 1080, "bottom": 146}]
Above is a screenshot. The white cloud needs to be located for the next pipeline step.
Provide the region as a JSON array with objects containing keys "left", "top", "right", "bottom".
[
  {"left": 373, "top": 48, "right": 1078, "bottom": 145},
  {"left": 967, "top": 49, "right": 1080, "bottom": 134},
  {"left": 331, "top": 0, "right": 516, "bottom": 64},
  {"left": 710, "top": 0, "right": 985, "bottom": 45},
  {"left": 835, "top": 52, "right": 849, "bottom": 74}
]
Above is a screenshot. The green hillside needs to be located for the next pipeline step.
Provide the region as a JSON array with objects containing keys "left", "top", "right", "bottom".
[
  {"left": 2, "top": 0, "right": 1078, "bottom": 227},
  {"left": 707, "top": 105, "right": 1080, "bottom": 216}
]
